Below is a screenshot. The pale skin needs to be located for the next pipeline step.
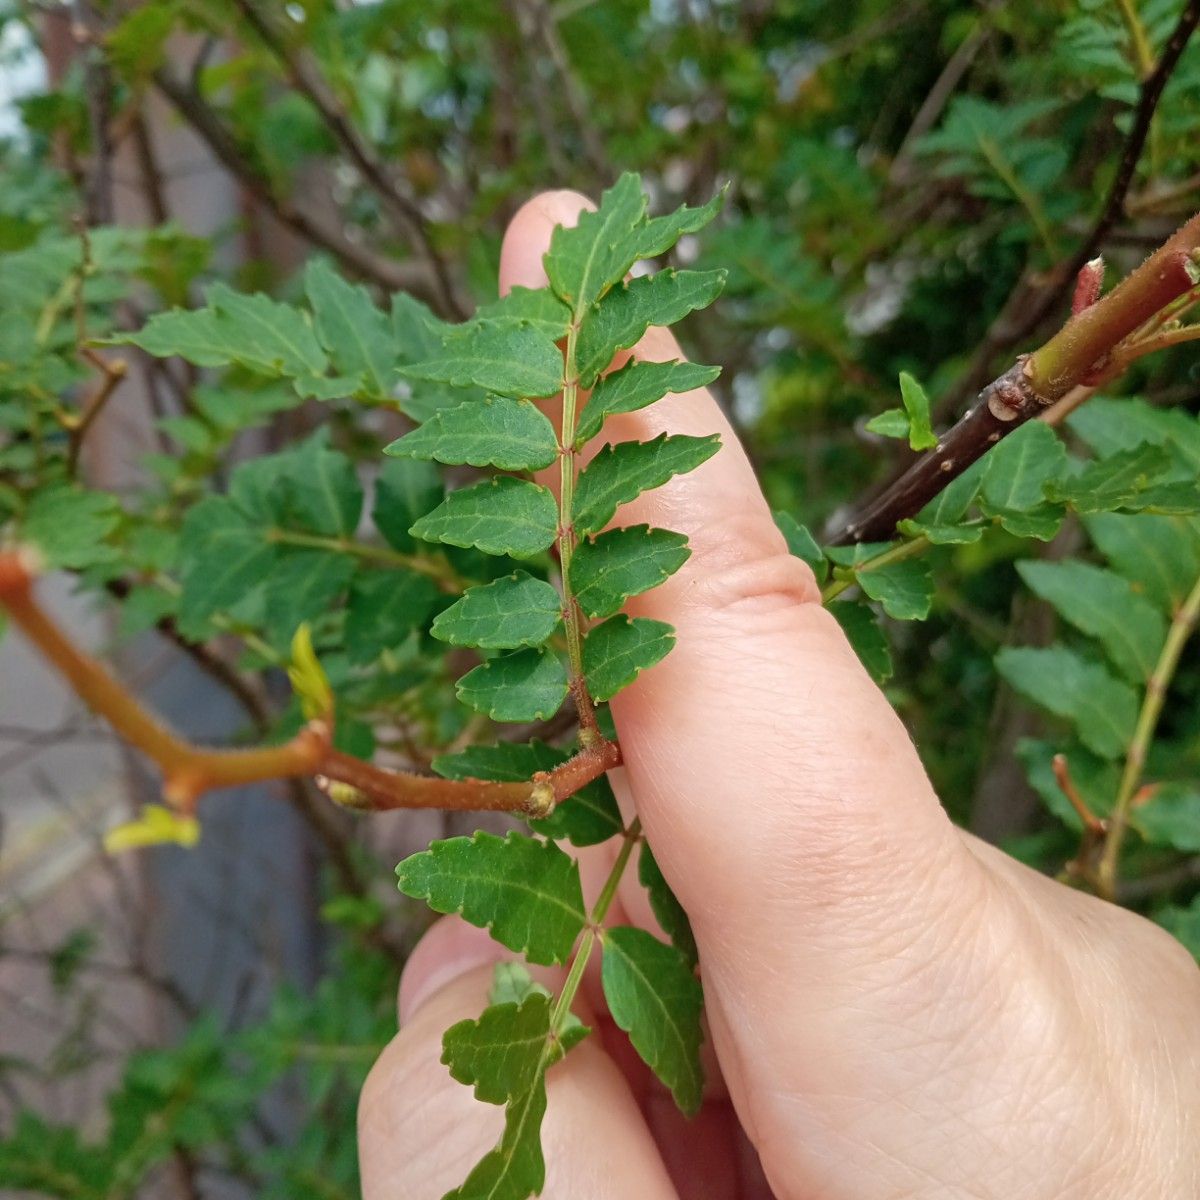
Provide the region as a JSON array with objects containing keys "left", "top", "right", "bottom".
[{"left": 357, "top": 191, "right": 1200, "bottom": 1200}]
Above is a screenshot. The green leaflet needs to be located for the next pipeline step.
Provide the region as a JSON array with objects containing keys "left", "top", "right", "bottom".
[
  {"left": 773, "top": 511, "right": 827, "bottom": 581},
  {"left": 473, "top": 286, "right": 571, "bottom": 340},
  {"left": 573, "top": 434, "right": 721, "bottom": 534},
  {"left": 1016, "top": 559, "right": 1165, "bottom": 683},
  {"left": 344, "top": 571, "right": 441, "bottom": 664},
  {"left": 1131, "top": 784, "right": 1200, "bottom": 853},
  {"left": 825, "top": 543, "right": 934, "bottom": 620},
  {"left": 601, "top": 926, "right": 704, "bottom": 1116},
  {"left": 442, "top": 994, "right": 554, "bottom": 1105},
  {"left": 995, "top": 645, "right": 1138, "bottom": 759},
  {"left": 865, "top": 408, "right": 911, "bottom": 439},
  {"left": 980, "top": 421, "right": 1066, "bottom": 514},
  {"left": 116, "top": 283, "right": 328, "bottom": 378},
  {"left": 403, "top": 320, "right": 564, "bottom": 399},
  {"left": 635, "top": 188, "right": 726, "bottom": 259},
  {"left": 575, "top": 269, "right": 727, "bottom": 386},
  {"left": 575, "top": 359, "right": 721, "bottom": 444},
  {"left": 262, "top": 549, "right": 356, "bottom": 647},
  {"left": 20, "top": 486, "right": 121, "bottom": 569},
  {"left": 897, "top": 518, "right": 984, "bottom": 545},
  {"left": 898, "top": 372, "right": 937, "bottom": 450},
  {"left": 638, "top": 843, "right": 697, "bottom": 967},
  {"left": 385, "top": 395, "right": 560, "bottom": 472},
  {"left": 411, "top": 478, "right": 559, "bottom": 558},
  {"left": 178, "top": 496, "right": 275, "bottom": 628},
  {"left": 1046, "top": 444, "right": 1197, "bottom": 514},
  {"left": 304, "top": 259, "right": 395, "bottom": 396},
  {"left": 442, "top": 1077, "right": 547, "bottom": 1200},
  {"left": 281, "top": 434, "right": 364, "bottom": 538},
  {"left": 829, "top": 600, "right": 893, "bottom": 683},
  {"left": 544, "top": 173, "right": 649, "bottom": 312},
  {"left": 583, "top": 615, "right": 675, "bottom": 701},
  {"left": 571, "top": 525, "right": 691, "bottom": 619},
  {"left": 434, "top": 741, "right": 623, "bottom": 847},
  {"left": 455, "top": 649, "right": 569, "bottom": 722},
  {"left": 432, "top": 572, "right": 563, "bottom": 650},
  {"left": 1084, "top": 513, "right": 1200, "bottom": 614},
  {"left": 915, "top": 458, "right": 985, "bottom": 526},
  {"left": 373, "top": 457, "right": 443, "bottom": 554},
  {"left": 396, "top": 831, "right": 586, "bottom": 965}
]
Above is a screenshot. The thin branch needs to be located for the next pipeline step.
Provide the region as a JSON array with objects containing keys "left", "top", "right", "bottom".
[
  {"left": 833, "top": 212, "right": 1200, "bottom": 543},
  {"left": 0, "top": 551, "right": 618, "bottom": 821},
  {"left": 150, "top": 67, "right": 444, "bottom": 307},
  {"left": 933, "top": 0, "right": 1200, "bottom": 419},
  {"left": 1096, "top": 571, "right": 1200, "bottom": 900},
  {"left": 65, "top": 349, "right": 126, "bottom": 472},
  {"left": 226, "top": 0, "right": 467, "bottom": 317}
]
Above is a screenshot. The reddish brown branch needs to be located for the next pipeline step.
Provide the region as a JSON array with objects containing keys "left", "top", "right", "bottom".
[
  {"left": 833, "top": 213, "right": 1200, "bottom": 544},
  {"left": 0, "top": 551, "right": 618, "bottom": 822}
]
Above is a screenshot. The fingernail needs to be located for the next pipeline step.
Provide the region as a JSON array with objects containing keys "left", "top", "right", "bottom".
[{"left": 398, "top": 917, "right": 509, "bottom": 1024}]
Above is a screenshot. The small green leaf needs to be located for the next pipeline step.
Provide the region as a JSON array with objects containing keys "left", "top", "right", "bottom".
[
  {"left": 544, "top": 173, "right": 649, "bottom": 312},
  {"left": 639, "top": 843, "right": 697, "bottom": 967},
  {"left": 1016, "top": 559, "right": 1165, "bottom": 683},
  {"left": 576, "top": 269, "right": 727, "bottom": 386},
  {"left": 373, "top": 457, "right": 443, "bottom": 553},
  {"left": 411, "top": 478, "right": 559, "bottom": 558},
  {"left": 1084, "top": 512, "right": 1200, "bottom": 614},
  {"left": 344, "top": 570, "right": 441, "bottom": 663},
  {"left": 432, "top": 572, "right": 563, "bottom": 649},
  {"left": 304, "top": 259, "right": 394, "bottom": 396},
  {"left": 21, "top": 486, "right": 121, "bottom": 569},
  {"left": 282, "top": 434, "right": 364, "bottom": 538},
  {"left": 489, "top": 962, "right": 548, "bottom": 1006},
  {"left": 829, "top": 601, "right": 893, "bottom": 683},
  {"left": 576, "top": 359, "right": 720, "bottom": 444},
  {"left": 396, "top": 831, "right": 586, "bottom": 965},
  {"left": 898, "top": 371, "right": 937, "bottom": 450},
  {"left": 986, "top": 504, "right": 1064, "bottom": 541},
  {"left": 865, "top": 408, "right": 910, "bottom": 439},
  {"left": 572, "top": 525, "right": 690, "bottom": 619},
  {"left": 573, "top": 434, "right": 721, "bottom": 534},
  {"left": 995, "top": 645, "right": 1138, "bottom": 759},
  {"left": 474, "top": 286, "right": 571, "bottom": 340},
  {"left": 773, "top": 511, "right": 827, "bottom": 580},
  {"left": 443, "top": 1078, "right": 547, "bottom": 1200},
  {"left": 635, "top": 188, "right": 725, "bottom": 259},
  {"left": 856, "top": 555, "right": 934, "bottom": 621},
  {"left": 263, "top": 549, "right": 356, "bottom": 646},
  {"left": 601, "top": 926, "right": 704, "bottom": 1116},
  {"left": 434, "top": 741, "right": 622, "bottom": 847},
  {"left": 386, "top": 395, "right": 560, "bottom": 472},
  {"left": 1132, "top": 784, "right": 1200, "bottom": 852},
  {"left": 583, "top": 615, "right": 675, "bottom": 701},
  {"left": 897, "top": 518, "right": 984, "bottom": 544},
  {"left": 442, "top": 995, "right": 555, "bottom": 1105},
  {"left": 456, "top": 649, "right": 569, "bottom": 722},
  {"left": 287, "top": 623, "right": 332, "bottom": 720},
  {"left": 980, "top": 422, "right": 1066, "bottom": 513},
  {"left": 1045, "top": 444, "right": 1182, "bottom": 514},
  {"left": 916, "top": 459, "right": 985, "bottom": 525},
  {"left": 178, "top": 496, "right": 275, "bottom": 627},
  {"left": 403, "top": 321, "right": 564, "bottom": 399}
]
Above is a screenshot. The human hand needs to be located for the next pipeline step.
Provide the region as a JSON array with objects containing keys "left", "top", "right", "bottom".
[{"left": 358, "top": 191, "right": 1200, "bottom": 1200}]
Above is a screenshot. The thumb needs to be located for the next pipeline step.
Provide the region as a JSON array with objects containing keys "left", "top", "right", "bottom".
[{"left": 499, "top": 191, "right": 977, "bottom": 1179}]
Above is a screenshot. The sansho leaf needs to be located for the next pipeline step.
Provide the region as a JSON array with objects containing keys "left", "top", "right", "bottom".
[
  {"left": 432, "top": 572, "right": 563, "bottom": 650},
  {"left": 403, "top": 321, "right": 564, "bottom": 399},
  {"left": 601, "top": 926, "right": 704, "bottom": 1116},
  {"left": 386, "top": 395, "right": 559, "bottom": 473},
  {"left": 304, "top": 258, "right": 394, "bottom": 395},
  {"left": 575, "top": 269, "right": 727, "bottom": 386},
  {"left": 410, "top": 477, "right": 559, "bottom": 558},
  {"left": 442, "top": 1077, "right": 547, "bottom": 1200},
  {"left": 571, "top": 525, "right": 691, "bottom": 619},
  {"left": 583, "top": 615, "right": 675, "bottom": 701},
  {"left": 455, "top": 649, "right": 569, "bottom": 722},
  {"left": 573, "top": 434, "right": 720, "bottom": 534},
  {"left": 576, "top": 359, "right": 721, "bottom": 444},
  {"left": 396, "top": 831, "right": 586, "bottom": 965}
]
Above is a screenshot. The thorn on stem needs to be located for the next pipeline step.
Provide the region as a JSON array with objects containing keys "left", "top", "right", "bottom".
[
  {"left": 1052, "top": 753, "right": 1106, "bottom": 833},
  {"left": 1072, "top": 257, "right": 1106, "bottom": 315}
]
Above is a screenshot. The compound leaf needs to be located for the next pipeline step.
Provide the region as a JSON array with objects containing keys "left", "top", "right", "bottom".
[
  {"left": 572, "top": 525, "right": 690, "bottom": 618},
  {"left": 396, "top": 831, "right": 586, "bottom": 965},
  {"left": 455, "top": 649, "right": 569, "bottom": 722},
  {"left": 386, "top": 395, "right": 559, "bottom": 472},
  {"left": 432, "top": 572, "right": 563, "bottom": 649},
  {"left": 583, "top": 615, "right": 675, "bottom": 701},
  {"left": 411, "top": 478, "right": 558, "bottom": 558},
  {"left": 574, "top": 434, "right": 720, "bottom": 534},
  {"left": 601, "top": 926, "right": 704, "bottom": 1116}
]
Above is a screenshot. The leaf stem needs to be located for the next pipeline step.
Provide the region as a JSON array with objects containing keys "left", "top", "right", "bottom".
[
  {"left": 1095, "top": 571, "right": 1200, "bottom": 900},
  {"left": 557, "top": 320, "right": 601, "bottom": 741},
  {"left": 265, "top": 528, "right": 466, "bottom": 590},
  {"left": 820, "top": 535, "right": 931, "bottom": 604}
]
